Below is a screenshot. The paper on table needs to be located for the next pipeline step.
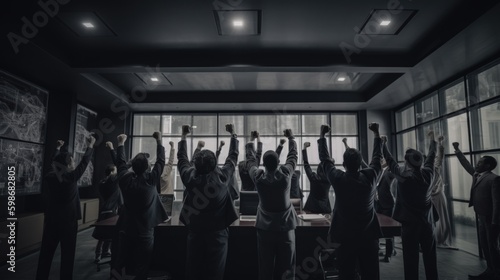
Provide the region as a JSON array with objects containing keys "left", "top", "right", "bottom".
[{"left": 298, "top": 214, "right": 326, "bottom": 221}]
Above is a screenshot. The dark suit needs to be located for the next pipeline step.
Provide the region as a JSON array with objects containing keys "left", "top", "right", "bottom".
[
  {"left": 216, "top": 148, "right": 240, "bottom": 200},
  {"left": 276, "top": 144, "right": 303, "bottom": 199},
  {"left": 456, "top": 151, "right": 500, "bottom": 279},
  {"left": 178, "top": 136, "right": 239, "bottom": 280},
  {"left": 247, "top": 139, "right": 298, "bottom": 280},
  {"left": 375, "top": 169, "right": 395, "bottom": 259},
  {"left": 302, "top": 149, "right": 332, "bottom": 214},
  {"left": 318, "top": 137, "right": 382, "bottom": 280},
  {"left": 383, "top": 140, "right": 438, "bottom": 280},
  {"left": 116, "top": 142, "right": 167, "bottom": 280},
  {"left": 240, "top": 141, "right": 263, "bottom": 191},
  {"left": 36, "top": 147, "right": 93, "bottom": 280}
]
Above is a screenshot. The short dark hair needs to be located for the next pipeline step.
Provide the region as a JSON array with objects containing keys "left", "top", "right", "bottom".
[
  {"left": 53, "top": 151, "right": 71, "bottom": 167},
  {"left": 263, "top": 150, "right": 279, "bottom": 171},
  {"left": 343, "top": 148, "right": 362, "bottom": 172},
  {"left": 483, "top": 156, "right": 497, "bottom": 171},
  {"left": 404, "top": 148, "right": 423, "bottom": 168},
  {"left": 104, "top": 164, "right": 116, "bottom": 176},
  {"left": 132, "top": 153, "right": 149, "bottom": 175},
  {"left": 194, "top": 150, "right": 217, "bottom": 174}
]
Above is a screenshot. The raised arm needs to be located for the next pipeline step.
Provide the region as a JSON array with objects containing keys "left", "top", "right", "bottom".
[
  {"left": 216, "top": 140, "right": 225, "bottom": 161},
  {"left": 69, "top": 135, "right": 96, "bottom": 182},
  {"left": 381, "top": 135, "right": 402, "bottom": 177},
  {"left": 423, "top": 131, "right": 437, "bottom": 172},
  {"left": 283, "top": 129, "right": 297, "bottom": 174},
  {"left": 302, "top": 142, "right": 317, "bottom": 181},
  {"left": 221, "top": 124, "right": 239, "bottom": 177},
  {"left": 178, "top": 125, "right": 194, "bottom": 183},
  {"left": 116, "top": 134, "right": 129, "bottom": 177},
  {"left": 317, "top": 125, "right": 337, "bottom": 179},
  {"left": 453, "top": 142, "right": 475, "bottom": 176},
  {"left": 106, "top": 141, "right": 118, "bottom": 166},
  {"left": 161, "top": 141, "right": 175, "bottom": 180},
  {"left": 276, "top": 138, "right": 286, "bottom": 157},
  {"left": 255, "top": 132, "right": 263, "bottom": 167},
  {"left": 147, "top": 132, "right": 166, "bottom": 186},
  {"left": 367, "top": 123, "right": 382, "bottom": 175},
  {"left": 434, "top": 136, "right": 445, "bottom": 170}
]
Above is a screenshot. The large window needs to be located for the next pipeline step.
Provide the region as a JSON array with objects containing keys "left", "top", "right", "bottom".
[
  {"left": 393, "top": 59, "right": 500, "bottom": 255},
  {"left": 131, "top": 113, "right": 359, "bottom": 201}
]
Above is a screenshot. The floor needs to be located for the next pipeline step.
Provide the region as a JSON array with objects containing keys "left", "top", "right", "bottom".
[{"left": 0, "top": 229, "right": 488, "bottom": 280}]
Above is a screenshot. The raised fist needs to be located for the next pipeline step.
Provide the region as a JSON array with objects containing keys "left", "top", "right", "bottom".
[
  {"left": 152, "top": 131, "right": 161, "bottom": 140},
  {"left": 283, "top": 129, "right": 294, "bottom": 139},
  {"left": 56, "top": 140, "right": 64, "bottom": 148},
  {"left": 320, "top": 125, "right": 331, "bottom": 136},
  {"left": 280, "top": 139, "right": 287, "bottom": 145},
  {"left": 452, "top": 142, "right": 459, "bottom": 150},
  {"left": 381, "top": 135, "right": 388, "bottom": 144},
  {"left": 88, "top": 135, "right": 96, "bottom": 147},
  {"left": 225, "top": 123, "right": 235, "bottom": 135},
  {"left": 427, "top": 130, "right": 435, "bottom": 139},
  {"left": 303, "top": 142, "right": 311, "bottom": 149},
  {"left": 106, "top": 141, "right": 114, "bottom": 149},
  {"left": 117, "top": 134, "right": 127, "bottom": 144},
  {"left": 342, "top": 138, "right": 347, "bottom": 144},
  {"left": 220, "top": 140, "right": 225, "bottom": 147},
  {"left": 182, "top": 125, "right": 191, "bottom": 136},
  {"left": 197, "top": 141, "right": 205, "bottom": 149},
  {"left": 438, "top": 136, "right": 444, "bottom": 142},
  {"left": 368, "top": 123, "right": 379, "bottom": 133},
  {"left": 169, "top": 141, "right": 174, "bottom": 148}
]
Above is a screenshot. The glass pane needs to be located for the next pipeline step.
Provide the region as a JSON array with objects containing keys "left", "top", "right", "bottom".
[
  {"left": 276, "top": 137, "right": 302, "bottom": 164},
  {"left": 395, "top": 106, "right": 415, "bottom": 132},
  {"left": 133, "top": 115, "right": 160, "bottom": 135},
  {"left": 474, "top": 152, "right": 500, "bottom": 175},
  {"left": 397, "top": 130, "right": 416, "bottom": 162},
  {"left": 219, "top": 115, "right": 244, "bottom": 135},
  {"left": 415, "top": 93, "right": 439, "bottom": 124},
  {"left": 192, "top": 115, "right": 217, "bottom": 135},
  {"left": 451, "top": 201, "right": 478, "bottom": 255},
  {"left": 302, "top": 136, "right": 330, "bottom": 165},
  {"left": 447, "top": 155, "right": 473, "bottom": 200},
  {"left": 416, "top": 121, "right": 443, "bottom": 155},
  {"left": 131, "top": 137, "right": 159, "bottom": 163},
  {"left": 246, "top": 115, "right": 276, "bottom": 136},
  {"left": 162, "top": 115, "right": 191, "bottom": 135},
  {"left": 441, "top": 81, "right": 466, "bottom": 114},
  {"left": 331, "top": 114, "right": 357, "bottom": 135},
  {"left": 216, "top": 136, "right": 244, "bottom": 165},
  {"left": 444, "top": 113, "right": 469, "bottom": 153},
  {"left": 332, "top": 137, "right": 358, "bottom": 164},
  {"left": 277, "top": 115, "right": 300, "bottom": 135},
  {"left": 302, "top": 114, "right": 328, "bottom": 135},
  {"left": 471, "top": 102, "right": 500, "bottom": 151},
  {"left": 474, "top": 63, "right": 500, "bottom": 103}
]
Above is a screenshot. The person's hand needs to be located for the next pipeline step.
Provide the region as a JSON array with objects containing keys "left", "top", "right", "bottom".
[
  {"left": 438, "top": 136, "right": 444, "bottom": 143},
  {"left": 225, "top": 123, "right": 235, "bottom": 135},
  {"left": 452, "top": 142, "right": 459, "bottom": 151},
  {"left": 342, "top": 138, "right": 347, "bottom": 144},
  {"left": 283, "top": 129, "right": 294, "bottom": 139},
  {"left": 197, "top": 141, "right": 205, "bottom": 149},
  {"left": 169, "top": 141, "right": 174, "bottom": 148},
  {"left": 427, "top": 130, "right": 435, "bottom": 140},
  {"left": 152, "top": 131, "right": 161, "bottom": 141},
  {"left": 117, "top": 134, "right": 127, "bottom": 145},
  {"left": 250, "top": 131, "right": 259, "bottom": 141},
  {"left": 182, "top": 125, "right": 191, "bottom": 136},
  {"left": 381, "top": 135, "right": 388, "bottom": 145},
  {"left": 56, "top": 140, "right": 64, "bottom": 149},
  {"left": 106, "top": 141, "right": 114, "bottom": 150},
  {"left": 368, "top": 123, "right": 379, "bottom": 133},
  {"left": 220, "top": 140, "right": 225, "bottom": 147},
  {"left": 303, "top": 142, "right": 311, "bottom": 149},
  {"left": 88, "top": 135, "right": 96, "bottom": 148},
  {"left": 280, "top": 139, "right": 287, "bottom": 146},
  {"left": 320, "top": 125, "right": 330, "bottom": 137}
]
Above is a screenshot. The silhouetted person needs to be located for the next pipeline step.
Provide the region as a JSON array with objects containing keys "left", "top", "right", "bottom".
[
  {"left": 383, "top": 131, "right": 438, "bottom": 280},
  {"left": 431, "top": 136, "right": 452, "bottom": 248},
  {"left": 318, "top": 123, "right": 382, "bottom": 280},
  {"left": 239, "top": 132, "right": 263, "bottom": 191},
  {"left": 217, "top": 140, "right": 240, "bottom": 200},
  {"left": 247, "top": 129, "right": 297, "bottom": 280},
  {"left": 36, "top": 136, "right": 96, "bottom": 280},
  {"left": 115, "top": 132, "right": 167, "bottom": 280},
  {"left": 302, "top": 141, "right": 332, "bottom": 214},
  {"left": 178, "top": 124, "right": 239, "bottom": 280},
  {"left": 276, "top": 139, "right": 303, "bottom": 200},
  {"left": 160, "top": 141, "right": 176, "bottom": 195},
  {"left": 454, "top": 142, "right": 500, "bottom": 280},
  {"left": 92, "top": 141, "right": 122, "bottom": 263}
]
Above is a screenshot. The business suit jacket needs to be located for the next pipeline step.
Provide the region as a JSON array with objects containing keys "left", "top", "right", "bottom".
[
  {"left": 240, "top": 141, "right": 263, "bottom": 191},
  {"left": 116, "top": 142, "right": 167, "bottom": 235},
  {"left": 376, "top": 169, "right": 395, "bottom": 216},
  {"left": 318, "top": 137, "right": 382, "bottom": 242},
  {"left": 276, "top": 144, "right": 303, "bottom": 199},
  {"left": 247, "top": 139, "right": 298, "bottom": 231},
  {"left": 383, "top": 140, "right": 437, "bottom": 224},
  {"left": 302, "top": 149, "right": 332, "bottom": 214},
  {"left": 455, "top": 150, "right": 500, "bottom": 225},
  {"left": 178, "top": 136, "right": 239, "bottom": 232}
]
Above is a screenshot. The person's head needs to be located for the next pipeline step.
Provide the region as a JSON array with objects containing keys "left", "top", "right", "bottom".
[
  {"left": 317, "top": 162, "right": 327, "bottom": 180},
  {"left": 105, "top": 164, "right": 117, "bottom": 177},
  {"left": 262, "top": 150, "right": 279, "bottom": 171},
  {"left": 404, "top": 148, "right": 423, "bottom": 169},
  {"left": 343, "top": 148, "right": 362, "bottom": 172},
  {"left": 53, "top": 150, "right": 75, "bottom": 171},
  {"left": 131, "top": 153, "right": 149, "bottom": 175},
  {"left": 475, "top": 156, "right": 497, "bottom": 173},
  {"left": 194, "top": 150, "right": 217, "bottom": 174}
]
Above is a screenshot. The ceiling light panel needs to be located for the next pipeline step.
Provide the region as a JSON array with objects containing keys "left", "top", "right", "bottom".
[
  {"left": 359, "top": 9, "right": 417, "bottom": 35},
  {"left": 214, "top": 10, "right": 261, "bottom": 35},
  {"left": 135, "top": 73, "right": 172, "bottom": 86},
  {"left": 58, "top": 12, "right": 116, "bottom": 37}
]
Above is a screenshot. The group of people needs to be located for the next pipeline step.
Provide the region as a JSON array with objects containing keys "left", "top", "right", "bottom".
[{"left": 35, "top": 120, "right": 499, "bottom": 280}]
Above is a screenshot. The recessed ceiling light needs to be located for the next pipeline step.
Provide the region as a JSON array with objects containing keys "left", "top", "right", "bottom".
[
  {"left": 337, "top": 77, "right": 346, "bottom": 82},
  {"left": 380, "top": 20, "right": 391, "bottom": 26},
  {"left": 82, "top": 22, "right": 95, "bottom": 28},
  {"left": 150, "top": 77, "right": 159, "bottom": 82},
  {"left": 233, "top": 20, "right": 244, "bottom": 27}
]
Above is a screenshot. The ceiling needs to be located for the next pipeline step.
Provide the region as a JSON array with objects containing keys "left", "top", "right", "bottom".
[{"left": 2, "top": 0, "right": 500, "bottom": 111}]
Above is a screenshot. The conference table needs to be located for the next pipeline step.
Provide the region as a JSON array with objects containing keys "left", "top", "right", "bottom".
[{"left": 93, "top": 203, "right": 401, "bottom": 280}]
